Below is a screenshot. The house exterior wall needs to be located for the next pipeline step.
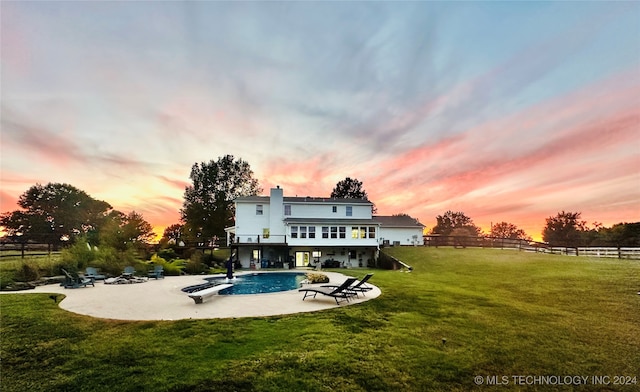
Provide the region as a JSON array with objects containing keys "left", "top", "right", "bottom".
[
  {"left": 286, "top": 201, "right": 371, "bottom": 220},
  {"left": 379, "top": 227, "right": 423, "bottom": 246}
]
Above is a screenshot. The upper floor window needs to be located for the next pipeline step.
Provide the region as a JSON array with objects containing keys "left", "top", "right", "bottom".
[
  {"left": 284, "top": 204, "right": 291, "bottom": 216},
  {"left": 368, "top": 227, "right": 376, "bottom": 239},
  {"left": 308, "top": 226, "right": 316, "bottom": 239},
  {"left": 322, "top": 227, "right": 329, "bottom": 239},
  {"left": 256, "top": 205, "right": 263, "bottom": 215},
  {"left": 346, "top": 206, "right": 352, "bottom": 216},
  {"left": 332, "top": 206, "right": 337, "bottom": 213},
  {"left": 339, "top": 226, "right": 346, "bottom": 238},
  {"left": 291, "top": 226, "right": 298, "bottom": 238}
]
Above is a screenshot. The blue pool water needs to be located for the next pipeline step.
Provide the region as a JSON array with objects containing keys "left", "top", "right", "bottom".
[{"left": 182, "top": 272, "right": 306, "bottom": 295}]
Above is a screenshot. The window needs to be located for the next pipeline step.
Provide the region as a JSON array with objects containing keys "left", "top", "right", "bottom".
[
  {"left": 339, "top": 226, "right": 346, "bottom": 238},
  {"left": 368, "top": 227, "right": 376, "bottom": 239},
  {"left": 346, "top": 206, "right": 352, "bottom": 216},
  {"left": 284, "top": 204, "right": 291, "bottom": 216},
  {"left": 312, "top": 250, "right": 322, "bottom": 258},
  {"left": 300, "top": 226, "right": 307, "bottom": 239},
  {"left": 309, "top": 226, "right": 316, "bottom": 239},
  {"left": 352, "top": 227, "right": 359, "bottom": 239},
  {"left": 332, "top": 206, "right": 337, "bottom": 213},
  {"left": 256, "top": 205, "right": 263, "bottom": 215},
  {"left": 291, "top": 226, "right": 298, "bottom": 238},
  {"left": 322, "top": 227, "right": 329, "bottom": 239},
  {"left": 331, "top": 226, "right": 338, "bottom": 239}
]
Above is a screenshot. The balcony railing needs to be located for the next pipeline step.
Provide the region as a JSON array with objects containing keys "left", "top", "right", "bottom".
[{"left": 232, "top": 235, "right": 287, "bottom": 244}]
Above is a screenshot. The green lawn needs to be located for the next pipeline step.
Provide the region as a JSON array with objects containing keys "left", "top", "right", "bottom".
[{"left": 2, "top": 248, "right": 639, "bottom": 391}]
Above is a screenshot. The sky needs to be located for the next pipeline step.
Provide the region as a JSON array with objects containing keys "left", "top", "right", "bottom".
[{"left": 1, "top": 1, "right": 639, "bottom": 242}]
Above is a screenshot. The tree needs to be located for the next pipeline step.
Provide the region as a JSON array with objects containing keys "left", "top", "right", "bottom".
[
  {"left": 542, "top": 211, "right": 587, "bottom": 246},
  {"left": 431, "top": 211, "right": 481, "bottom": 237},
  {"left": 490, "top": 222, "right": 531, "bottom": 240},
  {"left": 331, "top": 177, "right": 376, "bottom": 213},
  {"left": 0, "top": 183, "right": 112, "bottom": 246},
  {"left": 161, "top": 223, "right": 185, "bottom": 245},
  {"left": 181, "top": 155, "right": 262, "bottom": 240},
  {"left": 594, "top": 222, "right": 640, "bottom": 247},
  {"left": 99, "top": 210, "right": 154, "bottom": 251},
  {"left": 331, "top": 177, "right": 368, "bottom": 199}
]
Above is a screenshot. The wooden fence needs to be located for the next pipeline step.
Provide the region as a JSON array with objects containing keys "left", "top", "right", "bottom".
[
  {"left": 422, "top": 235, "right": 640, "bottom": 260},
  {"left": 527, "top": 246, "right": 640, "bottom": 259},
  {"left": 0, "top": 242, "right": 58, "bottom": 258}
]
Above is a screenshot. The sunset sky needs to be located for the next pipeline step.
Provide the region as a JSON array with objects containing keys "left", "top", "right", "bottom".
[{"left": 2, "top": 1, "right": 639, "bottom": 242}]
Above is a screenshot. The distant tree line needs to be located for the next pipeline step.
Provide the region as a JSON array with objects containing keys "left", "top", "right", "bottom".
[
  {"left": 542, "top": 211, "right": 639, "bottom": 247},
  {"left": 0, "top": 183, "right": 153, "bottom": 249},
  {"left": 428, "top": 210, "right": 638, "bottom": 247}
]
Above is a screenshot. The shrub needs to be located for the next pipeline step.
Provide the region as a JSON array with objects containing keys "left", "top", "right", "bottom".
[
  {"left": 157, "top": 248, "right": 178, "bottom": 261},
  {"left": 148, "top": 254, "right": 183, "bottom": 276},
  {"left": 14, "top": 261, "right": 41, "bottom": 282},
  {"left": 305, "top": 272, "right": 329, "bottom": 284},
  {"left": 184, "top": 251, "right": 209, "bottom": 274},
  {"left": 61, "top": 240, "right": 96, "bottom": 270}
]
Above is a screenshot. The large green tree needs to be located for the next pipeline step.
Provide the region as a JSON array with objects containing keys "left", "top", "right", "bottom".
[
  {"left": 0, "top": 183, "right": 112, "bottom": 246},
  {"left": 542, "top": 211, "right": 587, "bottom": 246},
  {"left": 181, "top": 155, "right": 262, "bottom": 241},
  {"left": 431, "top": 210, "right": 481, "bottom": 237}
]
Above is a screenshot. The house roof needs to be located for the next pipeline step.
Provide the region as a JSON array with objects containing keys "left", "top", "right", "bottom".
[
  {"left": 236, "top": 195, "right": 372, "bottom": 205},
  {"left": 373, "top": 215, "right": 425, "bottom": 228}
]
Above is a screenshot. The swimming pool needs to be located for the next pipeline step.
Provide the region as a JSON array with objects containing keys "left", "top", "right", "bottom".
[{"left": 181, "top": 272, "right": 307, "bottom": 295}]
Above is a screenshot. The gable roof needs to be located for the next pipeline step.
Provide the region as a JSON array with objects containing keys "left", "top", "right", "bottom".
[{"left": 373, "top": 215, "right": 425, "bottom": 228}]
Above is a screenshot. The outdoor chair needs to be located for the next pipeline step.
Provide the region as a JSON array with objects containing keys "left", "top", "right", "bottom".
[
  {"left": 322, "top": 273, "right": 374, "bottom": 297},
  {"left": 147, "top": 265, "right": 164, "bottom": 279},
  {"left": 299, "top": 277, "right": 357, "bottom": 305},
  {"left": 123, "top": 266, "right": 136, "bottom": 277},
  {"left": 85, "top": 267, "right": 106, "bottom": 281},
  {"left": 61, "top": 268, "right": 95, "bottom": 289}
]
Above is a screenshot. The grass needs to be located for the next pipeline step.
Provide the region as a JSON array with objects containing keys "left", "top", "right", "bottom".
[{"left": 2, "top": 247, "right": 639, "bottom": 391}]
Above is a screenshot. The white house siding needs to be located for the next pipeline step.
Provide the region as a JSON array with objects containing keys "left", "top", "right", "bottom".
[{"left": 378, "top": 227, "right": 423, "bottom": 246}]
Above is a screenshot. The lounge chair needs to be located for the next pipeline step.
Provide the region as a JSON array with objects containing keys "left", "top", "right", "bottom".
[
  {"left": 147, "top": 265, "right": 164, "bottom": 279},
  {"left": 299, "top": 277, "right": 357, "bottom": 305},
  {"left": 322, "top": 273, "right": 374, "bottom": 297},
  {"left": 85, "top": 267, "right": 106, "bottom": 281},
  {"left": 123, "top": 266, "right": 136, "bottom": 277},
  {"left": 61, "top": 268, "right": 95, "bottom": 289}
]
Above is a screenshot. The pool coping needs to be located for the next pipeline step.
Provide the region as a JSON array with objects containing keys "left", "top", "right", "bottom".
[{"left": 2, "top": 270, "right": 381, "bottom": 321}]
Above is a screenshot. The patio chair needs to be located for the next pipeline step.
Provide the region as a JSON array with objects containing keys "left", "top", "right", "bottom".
[
  {"left": 61, "top": 268, "right": 95, "bottom": 289},
  {"left": 299, "top": 277, "right": 357, "bottom": 305},
  {"left": 322, "top": 273, "right": 374, "bottom": 297},
  {"left": 85, "top": 267, "right": 106, "bottom": 281},
  {"left": 123, "top": 266, "right": 136, "bottom": 277},
  {"left": 147, "top": 265, "right": 164, "bottom": 279}
]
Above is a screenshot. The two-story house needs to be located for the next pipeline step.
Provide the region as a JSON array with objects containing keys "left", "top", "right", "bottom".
[{"left": 225, "top": 186, "right": 424, "bottom": 269}]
